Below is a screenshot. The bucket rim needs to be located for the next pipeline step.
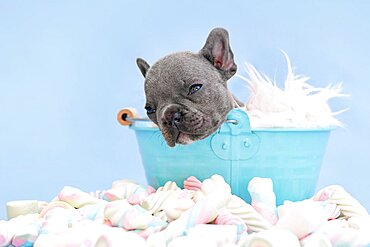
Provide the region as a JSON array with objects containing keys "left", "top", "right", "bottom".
[{"left": 129, "top": 124, "right": 336, "bottom": 132}]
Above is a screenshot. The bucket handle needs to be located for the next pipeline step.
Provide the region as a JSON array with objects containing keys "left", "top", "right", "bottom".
[{"left": 211, "top": 108, "right": 260, "bottom": 160}]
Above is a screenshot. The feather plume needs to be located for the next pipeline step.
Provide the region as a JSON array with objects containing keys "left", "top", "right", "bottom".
[{"left": 238, "top": 52, "right": 347, "bottom": 128}]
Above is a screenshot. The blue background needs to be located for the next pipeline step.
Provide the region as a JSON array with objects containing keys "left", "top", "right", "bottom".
[{"left": 1, "top": 1, "right": 369, "bottom": 220}]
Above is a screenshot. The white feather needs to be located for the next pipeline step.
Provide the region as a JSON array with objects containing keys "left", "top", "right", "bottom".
[{"left": 238, "top": 52, "right": 347, "bottom": 129}]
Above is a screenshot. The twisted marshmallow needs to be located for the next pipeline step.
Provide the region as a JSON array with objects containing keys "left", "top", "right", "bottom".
[
  {"left": 314, "top": 185, "right": 369, "bottom": 218},
  {"left": 161, "top": 196, "right": 219, "bottom": 243},
  {"left": 102, "top": 181, "right": 155, "bottom": 205},
  {"left": 58, "top": 186, "right": 100, "bottom": 208},
  {"left": 141, "top": 190, "right": 177, "bottom": 215},
  {"left": 184, "top": 176, "right": 202, "bottom": 191},
  {"left": 157, "top": 181, "right": 180, "bottom": 192},
  {"left": 248, "top": 177, "right": 278, "bottom": 225},
  {"left": 0, "top": 214, "right": 40, "bottom": 247},
  {"left": 214, "top": 208, "right": 248, "bottom": 238},
  {"left": 104, "top": 199, "right": 166, "bottom": 231},
  {"left": 162, "top": 190, "right": 195, "bottom": 222},
  {"left": 315, "top": 218, "right": 370, "bottom": 246},
  {"left": 201, "top": 175, "right": 232, "bottom": 209},
  {"left": 226, "top": 195, "right": 271, "bottom": 232},
  {"left": 76, "top": 201, "right": 108, "bottom": 223},
  {"left": 191, "top": 190, "right": 205, "bottom": 203},
  {"left": 40, "top": 207, "right": 72, "bottom": 234},
  {"left": 103, "top": 199, "right": 132, "bottom": 227}
]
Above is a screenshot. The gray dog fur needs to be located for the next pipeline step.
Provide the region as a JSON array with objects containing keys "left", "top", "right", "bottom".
[{"left": 136, "top": 28, "right": 242, "bottom": 147}]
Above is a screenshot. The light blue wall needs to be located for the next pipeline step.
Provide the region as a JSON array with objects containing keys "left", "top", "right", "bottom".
[{"left": 1, "top": 1, "right": 369, "bottom": 219}]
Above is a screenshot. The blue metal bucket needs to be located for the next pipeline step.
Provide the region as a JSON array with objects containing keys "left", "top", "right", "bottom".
[{"left": 129, "top": 108, "right": 332, "bottom": 205}]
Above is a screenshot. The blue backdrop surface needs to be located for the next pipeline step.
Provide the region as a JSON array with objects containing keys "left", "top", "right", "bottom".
[{"left": 1, "top": 1, "right": 369, "bottom": 219}]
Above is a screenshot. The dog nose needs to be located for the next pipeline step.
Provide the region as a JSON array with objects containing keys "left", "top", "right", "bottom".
[
  {"left": 173, "top": 112, "right": 181, "bottom": 123},
  {"left": 163, "top": 107, "right": 182, "bottom": 126}
]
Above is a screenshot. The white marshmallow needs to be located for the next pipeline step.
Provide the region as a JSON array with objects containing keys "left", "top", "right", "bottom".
[
  {"left": 187, "top": 224, "right": 238, "bottom": 245},
  {"left": 300, "top": 233, "right": 332, "bottom": 247},
  {"left": 168, "top": 236, "right": 219, "bottom": 247},
  {"left": 6, "top": 200, "right": 39, "bottom": 220},
  {"left": 276, "top": 200, "right": 327, "bottom": 239},
  {"left": 348, "top": 215, "right": 370, "bottom": 230},
  {"left": 0, "top": 220, "right": 14, "bottom": 247},
  {"left": 239, "top": 229, "right": 300, "bottom": 247}
]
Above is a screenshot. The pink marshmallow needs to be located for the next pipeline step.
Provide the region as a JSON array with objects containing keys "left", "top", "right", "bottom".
[{"left": 184, "top": 176, "right": 202, "bottom": 191}]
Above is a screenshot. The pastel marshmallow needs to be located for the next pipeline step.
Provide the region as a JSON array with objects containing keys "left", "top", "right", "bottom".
[
  {"left": 187, "top": 224, "right": 238, "bottom": 244},
  {"left": 58, "top": 186, "right": 99, "bottom": 208},
  {"left": 6, "top": 200, "right": 39, "bottom": 220},
  {"left": 184, "top": 176, "right": 202, "bottom": 191},
  {"left": 239, "top": 229, "right": 300, "bottom": 247},
  {"left": 248, "top": 177, "right": 278, "bottom": 225},
  {"left": 300, "top": 233, "right": 332, "bottom": 247},
  {"left": 226, "top": 195, "right": 271, "bottom": 233},
  {"left": 276, "top": 200, "right": 327, "bottom": 239}
]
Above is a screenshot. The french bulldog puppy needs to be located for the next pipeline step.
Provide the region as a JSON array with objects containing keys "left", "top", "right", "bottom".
[{"left": 136, "top": 28, "right": 242, "bottom": 147}]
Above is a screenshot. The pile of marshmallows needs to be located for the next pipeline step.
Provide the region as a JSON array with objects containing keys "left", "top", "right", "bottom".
[{"left": 1, "top": 175, "right": 369, "bottom": 247}]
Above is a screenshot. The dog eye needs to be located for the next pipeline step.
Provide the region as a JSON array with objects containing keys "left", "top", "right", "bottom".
[
  {"left": 188, "top": 84, "right": 203, "bottom": 95},
  {"left": 145, "top": 105, "right": 156, "bottom": 114}
]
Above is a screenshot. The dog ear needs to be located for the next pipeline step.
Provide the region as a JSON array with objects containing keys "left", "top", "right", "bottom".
[
  {"left": 136, "top": 58, "right": 150, "bottom": 78},
  {"left": 199, "top": 28, "right": 237, "bottom": 80}
]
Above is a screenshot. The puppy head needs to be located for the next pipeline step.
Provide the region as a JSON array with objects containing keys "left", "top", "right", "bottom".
[{"left": 136, "top": 28, "right": 237, "bottom": 147}]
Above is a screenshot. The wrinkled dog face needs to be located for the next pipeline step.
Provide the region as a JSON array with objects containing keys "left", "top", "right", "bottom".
[{"left": 136, "top": 28, "right": 238, "bottom": 147}]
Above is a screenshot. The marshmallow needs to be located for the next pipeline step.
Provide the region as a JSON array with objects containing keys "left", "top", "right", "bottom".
[
  {"left": 76, "top": 201, "right": 107, "bottom": 223},
  {"left": 162, "top": 189, "right": 195, "bottom": 222},
  {"left": 146, "top": 230, "right": 167, "bottom": 247},
  {"left": 141, "top": 190, "right": 177, "bottom": 215},
  {"left": 37, "top": 201, "right": 48, "bottom": 214},
  {"left": 1, "top": 214, "right": 41, "bottom": 247},
  {"left": 161, "top": 196, "right": 219, "bottom": 243},
  {"left": 184, "top": 176, "right": 202, "bottom": 191},
  {"left": 58, "top": 186, "right": 100, "bottom": 208},
  {"left": 136, "top": 219, "right": 168, "bottom": 240},
  {"left": 168, "top": 236, "right": 219, "bottom": 247},
  {"left": 39, "top": 201, "right": 75, "bottom": 218},
  {"left": 103, "top": 199, "right": 132, "bottom": 227},
  {"left": 215, "top": 208, "right": 248, "bottom": 239},
  {"left": 103, "top": 182, "right": 154, "bottom": 204},
  {"left": 314, "top": 185, "right": 368, "bottom": 218},
  {"left": 0, "top": 214, "right": 41, "bottom": 247},
  {"left": 201, "top": 175, "right": 232, "bottom": 208},
  {"left": 104, "top": 199, "right": 166, "bottom": 231},
  {"left": 94, "top": 228, "right": 149, "bottom": 247},
  {"left": 11, "top": 223, "right": 39, "bottom": 247},
  {"left": 248, "top": 177, "right": 278, "bottom": 225},
  {"left": 226, "top": 195, "right": 271, "bottom": 232},
  {"left": 40, "top": 207, "right": 72, "bottom": 234},
  {"left": 187, "top": 224, "right": 238, "bottom": 245},
  {"left": 120, "top": 205, "right": 156, "bottom": 230},
  {"left": 157, "top": 181, "right": 180, "bottom": 192},
  {"left": 191, "top": 190, "right": 205, "bottom": 203},
  {"left": 239, "top": 229, "right": 300, "bottom": 247},
  {"left": 276, "top": 200, "right": 327, "bottom": 239},
  {"left": 6, "top": 200, "right": 39, "bottom": 220},
  {"left": 348, "top": 215, "right": 370, "bottom": 230},
  {"left": 300, "top": 233, "right": 332, "bottom": 247},
  {"left": 127, "top": 186, "right": 155, "bottom": 205},
  {"left": 112, "top": 179, "right": 138, "bottom": 189},
  {"left": 0, "top": 220, "right": 14, "bottom": 247},
  {"left": 2, "top": 175, "right": 369, "bottom": 247}
]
